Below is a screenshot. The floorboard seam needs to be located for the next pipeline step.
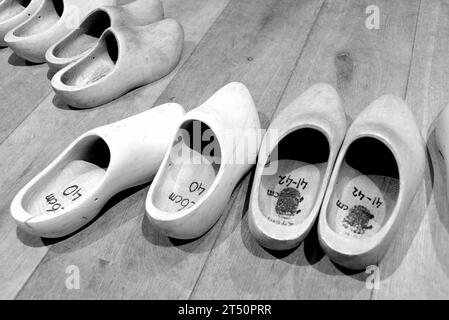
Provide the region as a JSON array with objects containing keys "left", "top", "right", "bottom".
[
  {"left": 404, "top": 0, "right": 422, "bottom": 100},
  {"left": 13, "top": 249, "right": 50, "bottom": 300},
  {"left": 187, "top": 214, "right": 231, "bottom": 300},
  {"left": 0, "top": 89, "right": 53, "bottom": 146}
]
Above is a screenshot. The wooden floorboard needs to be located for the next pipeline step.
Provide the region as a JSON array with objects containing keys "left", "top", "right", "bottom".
[
  {"left": 0, "top": 49, "right": 52, "bottom": 144},
  {"left": 0, "top": 0, "right": 231, "bottom": 299},
  {"left": 374, "top": 0, "right": 449, "bottom": 299}
]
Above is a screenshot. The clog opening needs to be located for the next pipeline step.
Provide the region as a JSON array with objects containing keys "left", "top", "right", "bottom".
[
  {"left": 152, "top": 120, "right": 222, "bottom": 213},
  {"left": 13, "top": 0, "right": 63, "bottom": 37},
  {"left": 326, "top": 137, "right": 400, "bottom": 239},
  {"left": 53, "top": 11, "right": 111, "bottom": 59},
  {"left": 0, "top": 0, "right": 31, "bottom": 21},
  {"left": 258, "top": 128, "right": 329, "bottom": 227},
  {"left": 22, "top": 136, "right": 110, "bottom": 217},
  {"left": 60, "top": 32, "right": 118, "bottom": 87}
]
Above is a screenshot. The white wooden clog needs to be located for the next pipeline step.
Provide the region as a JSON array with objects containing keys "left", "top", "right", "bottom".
[
  {"left": 145, "top": 82, "right": 262, "bottom": 239},
  {"left": 4, "top": 0, "right": 121, "bottom": 63},
  {"left": 10, "top": 103, "right": 185, "bottom": 238},
  {"left": 51, "top": 18, "right": 184, "bottom": 109},
  {"left": 45, "top": 0, "right": 163, "bottom": 73},
  {"left": 0, "top": 0, "right": 42, "bottom": 47},
  {"left": 248, "top": 83, "right": 347, "bottom": 251},
  {"left": 318, "top": 95, "right": 425, "bottom": 270}
]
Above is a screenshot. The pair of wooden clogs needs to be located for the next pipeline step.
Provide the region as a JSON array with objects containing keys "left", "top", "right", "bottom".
[
  {"left": 0, "top": 0, "right": 184, "bottom": 108},
  {"left": 249, "top": 84, "right": 425, "bottom": 270},
  {"left": 10, "top": 82, "right": 261, "bottom": 241},
  {"left": 10, "top": 82, "right": 428, "bottom": 271}
]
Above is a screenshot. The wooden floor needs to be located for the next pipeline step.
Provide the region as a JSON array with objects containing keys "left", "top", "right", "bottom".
[{"left": 1, "top": 0, "right": 449, "bottom": 299}]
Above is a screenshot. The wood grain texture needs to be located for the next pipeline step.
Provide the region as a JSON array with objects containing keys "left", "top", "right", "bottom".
[
  {"left": 0, "top": 0, "right": 231, "bottom": 299},
  {"left": 190, "top": 0, "right": 421, "bottom": 299},
  {"left": 1, "top": 0, "right": 448, "bottom": 300},
  {"left": 0, "top": 48, "right": 52, "bottom": 144}
]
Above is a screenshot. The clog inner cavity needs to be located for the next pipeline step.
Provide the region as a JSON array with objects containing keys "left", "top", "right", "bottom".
[
  {"left": 258, "top": 128, "right": 329, "bottom": 227},
  {"left": 13, "top": 0, "right": 63, "bottom": 37},
  {"left": 327, "top": 137, "right": 399, "bottom": 239},
  {"left": 23, "top": 136, "right": 109, "bottom": 216},
  {"left": 54, "top": 11, "right": 111, "bottom": 59},
  {"left": 0, "top": 0, "right": 30, "bottom": 21},
  {"left": 153, "top": 120, "right": 221, "bottom": 212},
  {"left": 61, "top": 32, "right": 118, "bottom": 87}
]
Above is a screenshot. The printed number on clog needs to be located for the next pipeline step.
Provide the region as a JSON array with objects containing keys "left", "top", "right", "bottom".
[
  {"left": 168, "top": 181, "right": 207, "bottom": 211},
  {"left": 44, "top": 185, "right": 83, "bottom": 213},
  {"left": 31, "top": 161, "right": 105, "bottom": 216}
]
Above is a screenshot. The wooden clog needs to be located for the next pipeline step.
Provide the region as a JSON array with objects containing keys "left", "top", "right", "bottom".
[
  {"left": 145, "top": 82, "right": 262, "bottom": 239},
  {"left": 318, "top": 95, "right": 425, "bottom": 270},
  {"left": 45, "top": 0, "right": 163, "bottom": 73},
  {"left": 248, "top": 83, "right": 347, "bottom": 251},
  {"left": 10, "top": 103, "right": 185, "bottom": 238},
  {"left": 4, "top": 0, "right": 121, "bottom": 63},
  {"left": 0, "top": 0, "right": 42, "bottom": 47},
  {"left": 51, "top": 19, "right": 184, "bottom": 109}
]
